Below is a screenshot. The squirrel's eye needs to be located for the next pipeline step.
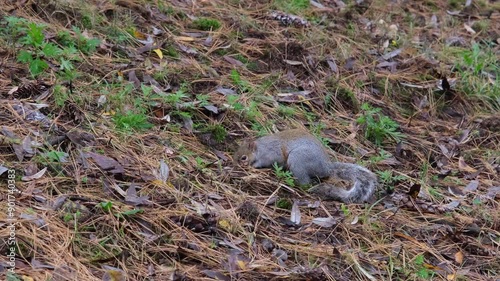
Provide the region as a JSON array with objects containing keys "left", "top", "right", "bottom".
[{"left": 240, "top": 155, "right": 248, "bottom": 161}]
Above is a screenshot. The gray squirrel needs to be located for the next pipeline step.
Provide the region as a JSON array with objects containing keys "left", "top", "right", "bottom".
[{"left": 233, "top": 129, "right": 377, "bottom": 203}]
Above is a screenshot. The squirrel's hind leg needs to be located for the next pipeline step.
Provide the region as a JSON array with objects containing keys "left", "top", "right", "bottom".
[{"left": 286, "top": 152, "right": 313, "bottom": 185}]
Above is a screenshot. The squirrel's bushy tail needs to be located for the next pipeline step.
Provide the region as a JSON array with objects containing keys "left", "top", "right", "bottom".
[{"left": 308, "top": 162, "right": 377, "bottom": 203}]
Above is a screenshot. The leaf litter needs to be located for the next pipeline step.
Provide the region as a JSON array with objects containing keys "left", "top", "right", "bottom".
[{"left": 0, "top": 0, "right": 499, "bottom": 280}]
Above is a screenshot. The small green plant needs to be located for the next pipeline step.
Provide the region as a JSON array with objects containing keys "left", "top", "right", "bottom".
[
  {"left": 1, "top": 16, "right": 29, "bottom": 37},
  {"left": 192, "top": 18, "right": 221, "bottom": 31},
  {"left": 277, "top": 105, "right": 296, "bottom": 117},
  {"left": 81, "top": 14, "right": 93, "bottom": 29},
  {"left": 413, "top": 255, "right": 435, "bottom": 279},
  {"left": 195, "top": 94, "right": 210, "bottom": 107},
  {"left": 195, "top": 156, "right": 208, "bottom": 169},
  {"left": 164, "top": 88, "right": 189, "bottom": 105},
  {"left": 227, "top": 95, "right": 262, "bottom": 121},
  {"left": 2, "top": 17, "right": 98, "bottom": 79},
  {"left": 227, "top": 95, "right": 245, "bottom": 111},
  {"left": 99, "top": 201, "right": 113, "bottom": 212},
  {"left": 357, "top": 103, "right": 404, "bottom": 145},
  {"left": 43, "top": 150, "right": 69, "bottom": 163},
  {"left": 274, "top": 0, "right": 310, "bottom": 14},
  {"left": 368, "top": 150, "right": 392, "bottom": 164},
  {"left": 340, "top": 204, "right": 350, "bottom": 216},
  {"left": 309, "top": 124, "right": 329, "bottom": 147},
  {"left": 63, "top": 210, "right": 82, "bottom": 223},
  {"left": 207, "top": 124, "right": 228, "bottom": 143},
  {"left": 164, "top": 45, "right": 180, "bottom": 58},
  {"left": 16, "top": 22, "right": 52, "bottom": 76},
  {"left": 115, "top": 209, "right": 143, "bottom": 218},
  {"left": 245, "top": 101, "right": 262, "bottom": 120},
  {"left": 70, "top": 26, "right": 100, "bottom": 55},
  {"left": 52, "top": 85, "right": 70, "bottom": 107},
  {"left": 250, "top": 122, "right": 271, "bottom": 137},
  {"left": 377, "top": 170, "right": 406, "bottom": 193},
  {"left": 113, "top": 111, "right": 153, "bottom": 132},
  {"left": 234, "top": 54, "right": 249, "bottom": 64},
  {"left": 453, "top": 43, "right": 499, "bottom": 109},
  {"left": 276, "top": 198, "right": 292, "bottom": 209},
  {"left": 230, "top": 69, "right": 252, "bottom": 93},
  {"left": 273, "top": 163, "right": 295, "bottom": 187}
]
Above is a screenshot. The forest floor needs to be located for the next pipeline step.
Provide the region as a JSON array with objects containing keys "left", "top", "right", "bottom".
[{"left": 0, "top": 0, "right": 499, "bottom": 280}]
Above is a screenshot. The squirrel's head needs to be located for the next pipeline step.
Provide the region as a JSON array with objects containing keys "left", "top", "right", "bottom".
[{"left": 233, "top": 140, "right": 256, "bottom": 167}]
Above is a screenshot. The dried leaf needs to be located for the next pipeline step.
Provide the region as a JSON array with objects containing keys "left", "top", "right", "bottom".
[
  {"left": 153, "top": 48, "right": 163, "bottom": 59},
  {"left": 52, "top": 195, "right": 68, "bottom": 210},
  {"left": 454, "top": 251, "right": 464, "bottom": 264},
  {"left": 215, "top": 87, "right": 236, "bottom": 96},
  {"left": 344, "top": 57, "right": 356, "bottom": 70},
  {"left": 382, "top": 48, "right": 402, "bottom": 60},
  {"left": 272, "top": 249, "right": 288, "bottom": 261},
  {"left": 203, "top": 105, "right": 219, "bottom": 114},
  {"left": 448, "top": 186, "right": 465, "bottom": 197},
  {"left": 312, "top": 217, "right": 339, "bottom": 228},
  {"left": 326, "top": 56, "right": 338, "bottom": 74},
  {"left": 276, "top": 90, "right": 312, "bottom": 103},
  {"left": 159, "top": 159, "right": 169, "bottom": 183},
  {"left": 22, "top": 135, "right": 35, "bottom": 155},
  {"left": 137, "top": 35, "right": 154, "bottom": 45},
  {"left": 136, "top": 43, "right": 157, "bottom": 54},
  {"left": 236, "top": 259, "right": 246, "bottom": 270},
  {"left": 307, "top": 200, "right": 321, "bottom": 208},
  {"left": 284, "top": 59, "right": 303, "bottom": 66},
  {"left": 485, "top": 186, "right": 500, "bottom": 199},
  {"left": 84, "top": 152, "right": 125, "bottom": 174},
  {"left": 457, "top": 129, "right": 470, "bottom": 144},
  {"left": 290, "top": 201, "right": 301, "bottom": 225},
  {"left": 458, "top": 157, "right": 477, "bottom": 173},
  {"left": 19, "top": 213, "right": 45, "bottom": 227},
  {"left": 442, "top": 200, "right": 460, "bottom": 211},
  {"left": 8, "top": 86, "right": 19, "bottom": 95},
  {"left": 350, "top": 216, "right": 359, "bottom": 225},
  {"left": 408, "top": 183, "right": 421, "bottom": 198},
  {"left": 102, "top": 266, "right": 126, "bottom": 281},
  {"left": 152, "top": 26, "right": 163, "bottom": 35},
  {"left": 31, "top": 258, "right": 54, "bottom": 269},
  {"left": 177, "top": 43, "right": 198, "bottom": 55},
  {"left": 447, "top": 10, "right": 461, "bottom": 15},
  {"left": 97, "top": 94, "right": 107, "bottom": 106},
  {"left": 429, "top": 14, "right": 438, "bottom": 28},
  {"left": 21, "top": 167, "right": 47, "bottom": 181},
  {"left": 66, "top": 130, "right": 95, "bottom": 147},
  {"left": 128, "top": 70, "right": 141, "bottom": 88},
  {"left": 463, "top": 23, "right": 476, "bottom": 34},
  {"left": 202, "top": 270, "right": 230, "bottom": 281},
  {"left": 182, "top": 115, "right": 193, "bottom": 132},
  {"left": 223, "top": 56, "right": 244, "bottom": 66},
  {"left": 13, "top": 143, "right": 24, "bottom": 161},
  {"left": 438, "top": 144, "right": 452, "bottom": 158},
  {"left": 125, "top": 184, "right": 150, "bottom": 206},
  {"left": 175, "top": 35, "right": 196, "bottom": 41},
  {"left": 464, "top": 180, "right": 479, "bottom": 192},
  {"left": 0, "top": 165, "right": 9, "bottom": 176},
  {"left": 376, "top": 61, "right": 397, "bottom": 71}
]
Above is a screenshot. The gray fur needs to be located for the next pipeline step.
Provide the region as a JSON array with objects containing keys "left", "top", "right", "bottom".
[
  {"left": 235, "top": 129, "right": 377, "bottom": 203},
  {"left": 308, "top": 163, "right": 377, "bottom": 203}
]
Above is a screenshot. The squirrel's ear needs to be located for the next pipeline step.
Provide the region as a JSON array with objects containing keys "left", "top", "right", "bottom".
[{"left": 248, "top": 140, "right": 256, "bottom": 150}]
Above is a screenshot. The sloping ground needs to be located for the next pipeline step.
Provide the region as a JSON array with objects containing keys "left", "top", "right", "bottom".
[{"left": 0, "top": 0, "right": 499, "bottom": 280}]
